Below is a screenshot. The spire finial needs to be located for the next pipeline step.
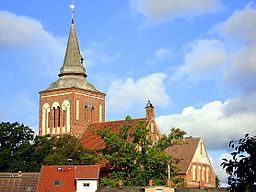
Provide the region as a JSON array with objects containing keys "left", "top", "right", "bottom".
[{"left": 70, "top": 3, "right": 75, "bottom": 20}]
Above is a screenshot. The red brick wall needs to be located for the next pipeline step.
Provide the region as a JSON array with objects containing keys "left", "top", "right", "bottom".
[
  {"left": 39, "top": 88, "right": 105, "bottom": 138},
  {"left": 185, "top": 163, "right": 216, "bottom": 188}
]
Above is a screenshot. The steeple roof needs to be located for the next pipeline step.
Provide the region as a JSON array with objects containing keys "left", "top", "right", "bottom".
[
  {"left": 46, "top": 19, "right": 100, "bottom": 93},
  {"left": 59, "top": 19, "right": 86, "bottom": 77}
]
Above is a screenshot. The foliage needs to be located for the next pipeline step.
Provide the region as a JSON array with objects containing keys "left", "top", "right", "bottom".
[
  {"left": 95, "top": 116, "right": 181, "bottom": 187},
  {"left": 0, "top": 122, "right": 35, "bottom": 172},
  {"left": 221, "top": 134, "right": 256, "bottom": 192},
  {"left": 155, "top": 127, "right": 187, "bottom": 151},
  {"left": 0, "top": 122, "right": 98, "bottom": 172}
]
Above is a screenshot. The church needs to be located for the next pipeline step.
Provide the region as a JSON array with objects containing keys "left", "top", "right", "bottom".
[
  {"left": 38, "top": 13, "right": 161, "bottom": 145},
  {"left": 37, "top": 8, "right": 216, "bottom": 188}
]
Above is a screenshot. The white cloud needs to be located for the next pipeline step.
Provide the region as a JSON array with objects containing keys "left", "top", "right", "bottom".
[
  {"left": 218, "top": 4, "right": 256, "bottom": 44},
  {"left": 146, "top": 48, "right": 172, "bottom": 65},
  {"left": 107, "top": 73, "right": 169, "bottom": 112},
  {"left": 211, "top": 152, "right": 231, "bottom": 186},
  {"left": 174, "top": 39, "right": 226, "bottom": 80},
  {"left": 0, "top": 11, "right": 65, "bottom": 78},
  {"left": 131, "top": 0, "right": 222, "bottom": 23},
  {"left": 156, "top": 97, "right": 256, "bottom": 150}
]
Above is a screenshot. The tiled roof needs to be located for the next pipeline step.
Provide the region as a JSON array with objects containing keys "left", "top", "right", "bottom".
[
  {"left": 75, "top": 165, "right": 100, "bottom": 179},
  {"left": 165, "top": 138, "right": 200, "bottom": 173},
  {"left": 37, "top": 165, "right": 100, "bottom": 192},
  {"left": 0, "top": 172, "right": 40, "bottom": 192},
  {"left": 80, "top": 118, "right": 147, "bottom": 150}
]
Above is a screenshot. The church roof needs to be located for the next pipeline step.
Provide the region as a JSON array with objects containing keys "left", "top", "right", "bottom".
[
  {"left": 46, "top": 19, "right": 100, "bottom": 93},
  {"left": 165, "top": 137, "right": 200, "bottom": 174},
  {"left": 79, "top": 118, "right": 147, "bottom": 150}
]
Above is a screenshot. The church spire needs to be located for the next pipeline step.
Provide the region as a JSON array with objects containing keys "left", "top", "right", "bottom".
[{"left": 59, "top": 4, "right": 86, "bottom": 77}]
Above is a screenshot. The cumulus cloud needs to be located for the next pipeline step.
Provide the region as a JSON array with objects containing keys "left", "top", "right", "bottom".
[
  {"left": 156, "top": 98, "right": 256, "bottom": 150},
  {"left": 218, "top": 4, "right": 256, "bottom": 45},
  {"left": 211, "top": 152, "right": 231, "bottom": 185},
  {"left": 174, "top": 39, "right": 227, "bottom": 80},
  {"left": 131, "top": 0, "right": 223, "bottom": 23},
  {"left": 0, "top": 11, "right": 65, "bottom": 78},
  {"left": 107, "top": 73, "right": 169, "bottom": 112},
  {"left": 146, "top": 48, "right": 172, "bottom": 65}
]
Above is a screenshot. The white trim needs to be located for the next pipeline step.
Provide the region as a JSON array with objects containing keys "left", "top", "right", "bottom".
[{"left": 42, "top": 92, "right": 73, "bottom": 98}]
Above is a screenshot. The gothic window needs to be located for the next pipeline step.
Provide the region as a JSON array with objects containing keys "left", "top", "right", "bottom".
[
  {"left": 197, "top": 165, "right": 201, "bottom": 181},
  {"left": 62, "top": 100, "right": 70, "bottom": 133},
  {"left": 192, "top": 164, "right": 196, "bottom": 181},
  {"left": 52, "top": 102, "right": 60, "bottom": 130},
  {"left": 99, "top": 104, "right": 102, "bottom": 122},
  {"left": 57, "top": 106, "right": 60, "bottom": 127},
  {"left": 76, "top": 100, "right": 79, "bottom": 120},
  {"left": 206, "top": 166, "right": 209, "bottom": 183},
  {"left": 42, "top": 103, "right": 50, "bottom": 135},
  {"left": 202, "top": 166, "right": 205, "bottom": 181}
]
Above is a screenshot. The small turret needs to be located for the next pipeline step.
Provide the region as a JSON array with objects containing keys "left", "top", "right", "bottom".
[{"left": 145, "top": 100, "right": 154, "bottom": 120}]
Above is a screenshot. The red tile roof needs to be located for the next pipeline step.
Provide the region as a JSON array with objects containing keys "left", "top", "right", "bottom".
[
  {"left": 79, "top": 118, "right": 147, "bottom": 150},
  {"left": 165, "top": 138, "right": 200, "bottom": 173},
  {"left": 37, "top": 165, "right": 100, "bottom": 192}
]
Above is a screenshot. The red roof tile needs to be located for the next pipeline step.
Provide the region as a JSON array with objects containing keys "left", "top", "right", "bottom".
[
  {"left": 79, "top": 118, "right": 147, "bottom": 150},
  {"left": 165, "top": 138, "right": 200, "bottom": 173},
  {"left": 37, "top": 165, "right": 100, "bottom": 192}
]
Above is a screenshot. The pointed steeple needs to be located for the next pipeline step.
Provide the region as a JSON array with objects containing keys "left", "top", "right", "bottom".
[
  {"left": 46, "top": 8, "right": 100, "bottom": 93},
  {"left": 59, "top": 19, "right": 86, "bottom": 77}
]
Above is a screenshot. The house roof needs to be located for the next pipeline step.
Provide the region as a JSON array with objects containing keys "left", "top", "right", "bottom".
[
  {"left": 79, "top": 118, "right": 147, "bottom": 150},
  {"left": 0, "top": 172, "right": 40, "bottom": 192},
  {"left": 37, "top": 165, "right": 100, "bottom": 192},
  {"left": 75, "top": 165, "right": 100, "bottom": 179},
  {"left": 165, "top": 137, "right": 200, "bottom": 173}
]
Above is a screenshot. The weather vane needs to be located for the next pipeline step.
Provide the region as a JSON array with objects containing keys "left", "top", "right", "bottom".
[{"left": 70, "top": 2, "right": 75, "bottom": 19}]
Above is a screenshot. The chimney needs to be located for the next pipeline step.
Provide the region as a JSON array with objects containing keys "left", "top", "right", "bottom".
[{"left": 145, "top": 100, "right": 154, "bottom": 120}]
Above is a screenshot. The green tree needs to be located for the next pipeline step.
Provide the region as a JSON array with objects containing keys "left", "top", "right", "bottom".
[
  {"left": 34, "top": 134, "right": 97, "bottom": 167},
  {"left": 0, "top": 122, "right": 35, "bottom": 172},
  {"left": 221, "top": 134, "right": 256, "bottom": 192},
  {"left": 95, "top": 116, "right": 179, "bottom": 186}
]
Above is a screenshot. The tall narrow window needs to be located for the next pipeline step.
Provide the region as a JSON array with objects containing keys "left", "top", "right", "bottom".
[
  {"left": 192, "top": 164, "right": 196, "bottom": 181},
  {"left": 62, "top": 100, "right": 70, "bottom": 133},
  {"left": 63, "top": 109, "right": 66, "bottom": 127},
  {"left": 206, "top": 167, "right": 209, "bottom": 183},
  {"left": 57, "top": 106, "right": 60, "bottom": 127},
  {"left": 53, "top": 107, "right": 56, "bottom": 128},
  {"left": 99, "top": 104, "right": 102, "bottom": 122},
  {"left": 202, "top": 166, "right": 205, "bottom": 181},
  {"left": 76, "top": 100, "right": 79, "bottom": 120},
  {"left": 197, "top": 165, "right": 201, "bottom": 181}
]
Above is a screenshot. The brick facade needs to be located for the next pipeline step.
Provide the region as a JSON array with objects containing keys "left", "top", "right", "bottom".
[{"left": 39, "top": 88, "right": 105, "bottom": 137}]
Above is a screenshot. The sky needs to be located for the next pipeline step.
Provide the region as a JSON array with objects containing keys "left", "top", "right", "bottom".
[{"left": 0, "top": 0, "right": 256, "bottom": 186}]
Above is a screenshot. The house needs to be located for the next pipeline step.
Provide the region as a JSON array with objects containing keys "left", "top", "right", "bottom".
[
  {"left": 165, "top": 138, "right": 216, "bottom": 188},
  {"left": 37, "top": 165, "right": 100, "bottom": 192},
  {"left": 0, "top": 172, "right": 40, "bottom": 192}
]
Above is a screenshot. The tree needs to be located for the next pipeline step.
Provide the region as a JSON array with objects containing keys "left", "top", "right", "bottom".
[
  {"left": 95, "top": 116, "right": 180, "bottom": 187},
  {"left": 221, "top": 134, "right": 256, "bottom": 191},
  {"left": 33, "top": 134, "right": 98, "bottom": 168},
  {"left": 0, "top": 122, "right": 35, "bottom": 172}
]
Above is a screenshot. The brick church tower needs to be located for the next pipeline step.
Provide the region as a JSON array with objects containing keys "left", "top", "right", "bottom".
[{"left": 39, "top": 16, "right": 105, "bottom": 137}]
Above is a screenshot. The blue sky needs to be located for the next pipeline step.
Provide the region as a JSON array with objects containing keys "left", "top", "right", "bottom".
[{"left": 1, "top": 0, "right": 256, "bottom": 185}]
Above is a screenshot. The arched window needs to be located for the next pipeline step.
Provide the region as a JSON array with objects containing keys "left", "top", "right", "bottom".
[
  {"left": 62, "top": 100, "right": 70, "bottom": 133},
  {"left": 202, "top": 166, "right": 205, "bottom": 181},
  {"left": 42, "top": 103, "right": 50, "bottom": 135},
  {"left": 197, "top": 165, "right": 201, "bottom": 181},
  {"left": 52, "top": 102, "right": 60, "bottom": 134},
  {"left": 99, "top": 104, "right": 102, "bottom": 122},
  {"left": 206, "top": 167, "right": 209, "bottom": 183},
  {"left": 192, "top": 164, "right": 196, "bottom": 181}
]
